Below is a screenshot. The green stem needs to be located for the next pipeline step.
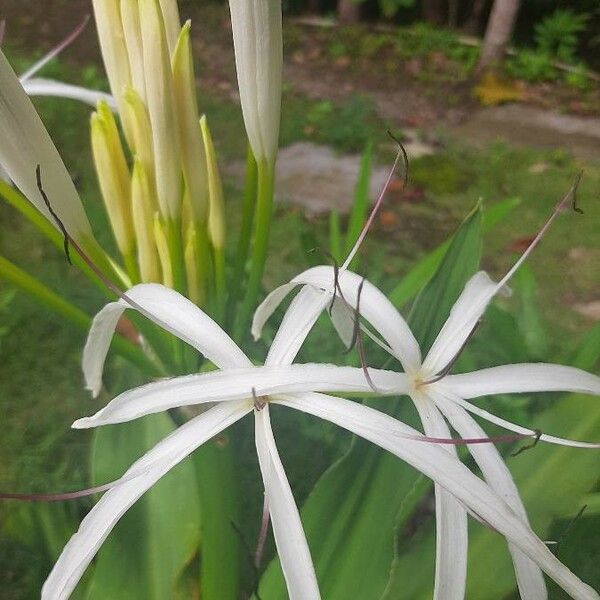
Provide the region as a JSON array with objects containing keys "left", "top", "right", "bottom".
[
  {"left": 226, "top": 147, "right": 257, "bottom": 330},
  {"left": 0, "top": 254, "right": 156, "bottom": 374},
  {"left": 234, "top": 158, "right": 274, "bottom": 342}
]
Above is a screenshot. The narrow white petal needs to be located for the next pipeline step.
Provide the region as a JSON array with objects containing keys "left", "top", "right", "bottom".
[
  {"left": 42, "top": 400, "right": 251, "bottom": 600},
  {"left": 74, "top": 364, "right": 410, "bottom": 427},
  {"left": 444, "top": 364, "right": 600, "bottom": 399},
  {"left": 255, "top": 407, "right": 320, "bottom": 599},
  {"left": 22, "top": 78, "right": 116, "bottom": 109},
  {"left": 413, "top": 393, "right": 468, "bottom": 600},
  {"left": 292, "top": 266, "right": 422, "bottom": 373},
  {"left": 423, "top": 271, "right": 498, "bottom": 375},
  {"left": 266, "top": 285, "right": 330, "bottom": 366},
  {"left": 277, "top": 393, "right": 599, "bottom": 600},
  {"left": 0, "top": 50, "right": 93, "bottom": 241},
  {"left": 435, "top": 391, "right": 600, "bottom": 449},
  {"left": 252, "top": 282, "right": 298, "bottom": 341},
  {"left": 432, "top": 390, "right": 547, "bottom": 600},
  {"left": 83, "top": 284, "right": 250, "bottom": 396}
]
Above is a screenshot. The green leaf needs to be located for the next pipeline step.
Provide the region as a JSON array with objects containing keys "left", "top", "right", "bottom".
[
  {"left": 259, "top": 203, "right": 485, "bottom": 599},
  {"left": 408, "top": 202, "right": 482, "bottom": 354},
  {"left": 84, "top": 414, "right": 201, "bottom": 600},
  {"left": 389, "top": 196, "right": 519, "bottom": 308},
  {"left": 328, "top": 210, "right": 342, "bottom": 264},
  {"left": 513, "top": 265, "right": 548, "bottom": 359}
]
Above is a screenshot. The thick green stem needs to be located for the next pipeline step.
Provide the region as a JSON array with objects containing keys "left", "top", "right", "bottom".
[
  {"left": 226, "top": 147, "right": 257, "bottom": 330},
  {"left": 234, "top": 159, "right": 274, "bottom": 341},
  {"left": 0, "top": 254, "right": 156, "bottom": 374},
  {"left": 212, "top": 245, "right": 226, "bottom": 325},
  {"left": 165, "top": 218, "right": 186, "bottom": 295}
]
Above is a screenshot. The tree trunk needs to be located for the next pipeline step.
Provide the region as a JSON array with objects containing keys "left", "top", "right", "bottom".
[
  {"left": 337, "top": 0, "right": 360, "bottom": 24},
  {"left": 422, "top": 0, "right": 446, "bottom": 26},
  {"left": 464, "top": 0, "right": 487, "bottom": 34},
  {"left": 477, "top": 0, "right": 521, "bottom": 72}
]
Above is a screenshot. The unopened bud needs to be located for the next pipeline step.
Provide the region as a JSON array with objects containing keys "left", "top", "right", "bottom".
[
  {"left": 120, "top": 0, "right": 146, "bottom": 101},
  {"left": 199, "top": 115, "right": 225, "bottom": 251},
  {"left": 153, "top": 214, "right": 173, "bottom": 288},
  {"left": 184, "top": 225, "right": 203, "bottom": 305},
  {"left": 91, "top": 101, "right": 134, "bottom": 257},
  {"left": 132, "top": 159, "right": 161, "bottom": 282},
  {"left": 172, "top": 20, "right": 208, "bottom": 223},
  {"left": 140, "top": 0, "right": 182, "bottom": 221}
]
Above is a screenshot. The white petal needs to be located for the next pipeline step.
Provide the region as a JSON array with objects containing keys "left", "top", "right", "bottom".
[
  {"left": 277, "top": 392, "right": 599, "bottom": 600},
  {"left": 292, "top": 266, "right": 422, "bottom": 373},
  {"left": 21, "top": 78, "right": 116, "bottom": 109},
  {"left": 0, "top": 49, "right": 93, "bottom": 242},
  {"left": 432, "top": 389, "right": 547, "bottom": 600},
  {"left": 444, "top": 364, "right": 600, "bottom": 399},
  {"left": 413, "top": 393, "right": 468, "bottom": 600},
  {"left": 423, "top": 271, "right": 498, "bottom": 375},
  {"left": 255, "top": 406, "right": 320, "bottom": 599},
  {"left": 252, "top": 282, "right": 297, "bottom": 341},
  {"left": 83, "top": 283, "right": 250, "bottom": 396},
  {"left": 74, "top": 364, "right": 410, "bottom": 427},
  {"left": 42, "top": 400, "right": 251, "bottom": 600},
  {"left": 266, "top": 285, "right": 330, "bottom": 367},
  {"left": 435, "top": 392, "right": 600, "bottom": 449}
]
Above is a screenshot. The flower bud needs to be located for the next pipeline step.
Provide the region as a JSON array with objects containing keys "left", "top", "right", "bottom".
[
  {"left": 172, "top": 21, "right": 208, "bottom": 223},
  {"left": 123, "top": 86, "right": 155, "bottom": 188},
  {"left": 90, "top": 101, "right": 134, "bottom": 257},
  {"left": 153, "top": 214, "right": 173, "bottom": 288},
  {"left": 228, "top": 0, "right": 282, "bottom": 164},
  {"left": 120, "top": 0, "right": 146, "bottom": 101},
  {"left": 139, "top": 0, "right": 182, "bottom": 221},
  {"left": 159, "top": 0, "right": 181, "bottom": 54},
  {"left": 132, "top": 158, "right": 161, "bottom": 282},
  {"left": 184, "top": 224, "right": 202, "bottom": 305},
  {"left": 91, "top": 0, "right": 135, "bottom": 145},
  {"left": 200, "top": 116, "right": 225, "bottom": 251}
]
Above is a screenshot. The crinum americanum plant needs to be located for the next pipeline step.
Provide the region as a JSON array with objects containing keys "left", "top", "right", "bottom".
[{"left": 0, "top": 0, "right": 599, "bottom": 599}]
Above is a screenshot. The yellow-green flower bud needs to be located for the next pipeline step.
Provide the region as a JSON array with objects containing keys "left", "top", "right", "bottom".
[
  {"left": 153, "top": 214, "right": 173, "bottom": 288},
  {"left": 120, "top": 0, "right": 146, "bottom": 101},
  {"left": 172, "top": 21, "right": 208, "bottom": 223},
  {"left": 184, "top": 224, "right": 202, "bottom": 305},
  {"left": 132, "top": 158, "right": 161, "bottom": 282},
  {"left": 123, "top": 86, "right": 155, "bottom": 189},
  {"left": 199, "top": 115, "right": 225, "bottom": 251},
  {"left": 91, "top": 101, "right": 134, "bottom": 258},
  {"left": 92, "top": 0, "right": 135, "bottom": 146},
  {"left": 159, "top": 0, "right": 181, "bottom": 54},
  {"left": 140, "top": 0, "right": 182, "bottom": 221}
]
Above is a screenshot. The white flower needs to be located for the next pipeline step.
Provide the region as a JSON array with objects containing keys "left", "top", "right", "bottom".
[
  {"left": 228, "top": 0, "right": 282, "bottom": 164},
  {"left": 43, "top": 282, "right": 599, "bottom": 600},
  {"left": 254, "top": 194, "right": 600, "bottom": 599}
]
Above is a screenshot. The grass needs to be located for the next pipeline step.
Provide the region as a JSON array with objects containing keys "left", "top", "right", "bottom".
[{"left": 1, "top": 47, "right": 599, "bottom": 597}]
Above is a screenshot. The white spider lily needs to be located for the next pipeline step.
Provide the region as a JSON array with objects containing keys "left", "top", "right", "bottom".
[
  {"left": 43, "top": 283, "right": 599, "bottom": 600},
  {"left": 228, "top": 0, "right": 282, "bottom": 165},
  {"left": 0, "top": 48, "right": 95, "bottom": 245},
  {"left": 254, "top": 194, "right": 600, "bottom": 599}
]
